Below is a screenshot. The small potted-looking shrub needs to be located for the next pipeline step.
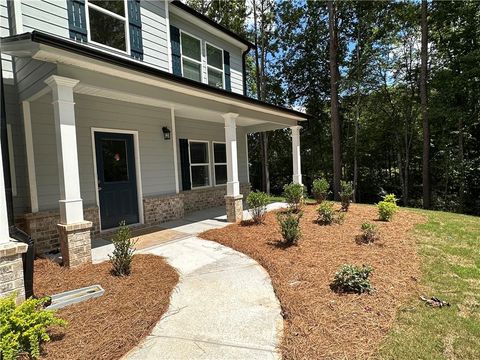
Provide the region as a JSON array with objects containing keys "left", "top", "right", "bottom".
[
  {"left": 109, "top": 221, "right": 137, "bottom": 276},
  {"left": 276, "top": 211, "right": 303, "bottom": 247},
  {"left": 246, "top": 191, "right": 269, "bottom": 224},
  {"left": 312, "top": 178, "right": 330, "bottom": 204},
  {"left": 283, "top": 182, "right": 305, "bottom": 213},
  {"left": 339, "top": 181, "right": 354, "bottom": 212},
  {"left": 360, "top": 222, "right": 378, "bottom": 244},
  {"left": 377, "top": 193, "right": 398, "bottom": 221},
  {"left": 0, "top": 294, "right": 67, "bottom": 360},
  {"left": 330, "top": 264, "right": 374, "bottom": 294}
]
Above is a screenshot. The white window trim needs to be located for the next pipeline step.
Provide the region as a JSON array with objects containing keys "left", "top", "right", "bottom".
[
  {"left": 85, "top": 0, "right": 131, "bottom": 55},
  {"left": 212, "top": 141, "right": 227, "bottom": 187},
  {"left": 188, "top": 140, "right": 211, "bottom": 189},
  {"left": 205, "top": 42, "right": 225, "bottom": 89},
  {"left": 180, "top": 30, "right": 204, "bottom": 82}
]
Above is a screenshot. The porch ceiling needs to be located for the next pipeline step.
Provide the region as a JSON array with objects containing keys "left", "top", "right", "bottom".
[{"left": 2, "top": 32, "right": 308, "bottom": 132}]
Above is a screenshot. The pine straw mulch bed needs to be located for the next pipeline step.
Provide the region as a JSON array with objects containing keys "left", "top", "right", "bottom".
[
  {"left": 200, "top": 203, "right": 426, "bottom": 360},
  {"left": 34, "top": 254, "right": 179, "bottom": 360}
]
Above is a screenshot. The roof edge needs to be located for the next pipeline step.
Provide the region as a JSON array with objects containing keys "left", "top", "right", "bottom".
[{"left": 1, "top": 31, "right": 308, "bottom": 119}]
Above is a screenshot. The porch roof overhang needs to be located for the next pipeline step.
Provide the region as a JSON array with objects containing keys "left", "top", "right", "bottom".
[{"left": 1, "top": 31, "right": 308, "bottom": 131}]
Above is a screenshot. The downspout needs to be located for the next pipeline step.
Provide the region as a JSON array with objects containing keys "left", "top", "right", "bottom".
[
  {"left": 242, "top": 47, "right": 250, "bottom": 96},
  {"left": 1, "top": 55, "right": 35, "bottom": 299}
]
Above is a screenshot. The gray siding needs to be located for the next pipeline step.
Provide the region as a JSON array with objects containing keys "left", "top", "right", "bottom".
[
  {"left": 14, "top": 58, "right": 56, "bottom": 101},
  {"left": 141, "top": 0, "right": 169, "bottom": 72},
  {"left": 3, "top": 83, "right": 29, "bottom": 215},
  {"left": 1, "top": 0, "right": 13, "bottom": 79},
  {"left": 20, "top": 0, "right": 69, "bottom": 36},
  {"left": 175, "top": 117, "right": 249, "bottom": 184},
  {"left": 170, "top": 13, "right": 244, "bottom": 95},
  {"left": 30, "top": 93, "right": 176, "bottom": 211}
]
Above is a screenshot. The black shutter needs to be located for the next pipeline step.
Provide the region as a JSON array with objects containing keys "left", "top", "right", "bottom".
[
  {"left": 170, "top": 25, "right": 182, "bottom": 76},
  {"left": 179, "top": 139, "right": 191, "bottom": 191},
  {"left": 224, "top": 51, "right": 231, "bottom": 91},
  {"left": 128, "top": 0, "right": 144, "bottom": 60},
  {"left": 67, "top": 0, "right": 87, "bottom": 42}
]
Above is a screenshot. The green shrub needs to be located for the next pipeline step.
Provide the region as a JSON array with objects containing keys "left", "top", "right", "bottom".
[
  {"left": 276, "top": 211, "right": 303, "bottom": 246},
  {"left": 109, "top": 221, "right": 137, "bottom": 276},
  {"left": 377, "top": 193, "right": 398, "bottom": 221},
  {"left": 282, "top": 183, "right": 305, "bottom": 212},
  {"left": 0, "top": 294, "right": 67, "bottom": 360},
  {"left": 246, "top": 191, "right": 269, "bottom": 224},
  {"left": 360, "top": 222, "right": 378, "bottom": 243},
  {"left": 312, "top": 178, "right": 330, "bottom": 204},
  {"left": 330, "top": 264, "right": 374, "bottom": 294},
  {"left": 339, "top": 181, "right": 354, "bottom": 211},
  {"left": 317, "top": 201, "right": 335, "bottom": 225}
]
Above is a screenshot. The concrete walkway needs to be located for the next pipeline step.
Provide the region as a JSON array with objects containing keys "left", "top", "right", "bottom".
[{"left": 92, "top": 203, "right": 285, "bottom": 359}]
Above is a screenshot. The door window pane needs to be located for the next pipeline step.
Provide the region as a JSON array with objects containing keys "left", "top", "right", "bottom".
[
  {"left": 191, "top": 165, "right": 209, "bottom": 187},
  {"left": 214, "top": 143, "right": 226, "bottom": 163},
  {"left": 181, "top": 33, "right": 201, "bottom": 61},
  {"left": 183, "top": 59, "right": 202, "bottom": 82},
  {"left": 101, "top": 139, "right": 129, "bottom": 182},
  {"left": 206, "top": 44, "right": 222, "bottom": 69},
  {"left": 215, "top": 165, "right": 227, "bottom": 185},
  {"left": 90, "top": 0, "right": 125, "bottom": 16},
  {"left": 190, "top": 142, "right": 209, "bottom": 164},
  {"left": 208, "top": 68, "right": 223, "bottom": 88},
  {"left": 89, "top": 7, "right": 126, "bottom": 51}
]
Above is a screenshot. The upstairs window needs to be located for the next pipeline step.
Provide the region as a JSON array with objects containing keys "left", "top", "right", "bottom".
[
  {"left": 206, "top": 43, "right": 224, "bottom": 89},
  {"left": 181, "top": 32, "right": 202, "bottom": 82},
  {"left": 87, "top": 0, "right": 129, "bottom": 52}
]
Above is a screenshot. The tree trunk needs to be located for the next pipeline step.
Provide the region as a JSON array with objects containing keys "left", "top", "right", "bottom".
[
  {"left": 253, "top": 0, "right": 270, "bottom": 193},
  {"left": 353, "top": 10, "right": 361, "bottom": 203},
  {"left": 420, "top": 0, "right": 431, "bottom": 208},
  {"left": 328, "top": 0, "right": 342, "bottom": 201}
]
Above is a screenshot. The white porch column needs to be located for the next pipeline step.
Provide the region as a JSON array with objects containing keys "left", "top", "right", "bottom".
[
  {"left": 222, "top": 112, "right": 243, "bottom": 222},
  {"left": 45, "top": 75, "right": 83, "bottom": 224},
  {"left": 291, "top": 125, "right": 302, "bottom": 184},
  {"left": 223, "top": 112, "right": 240, "bottom": 196},
  {"left": 45, "top": 75, "right": 92, "bottom": 268}
]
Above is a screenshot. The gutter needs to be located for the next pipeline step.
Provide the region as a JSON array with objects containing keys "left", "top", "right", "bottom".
[{"left": 2, "top": 31, "right": 308, "bottom": 119}]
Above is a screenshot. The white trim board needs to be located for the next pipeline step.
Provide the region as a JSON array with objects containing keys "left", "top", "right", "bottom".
[{"left": 90, "top": 127, "right": 144, "bottom": 231}]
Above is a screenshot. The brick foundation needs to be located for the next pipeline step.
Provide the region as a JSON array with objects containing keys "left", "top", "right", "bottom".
[
  {"left": 0, "top": 241, "right": 28, "bottom": 304},
  {"left": 225, "top": 195, "right": 244, "bottom": 222},
  {"left": 58, "top": 221, "right": 93, "bottom": 268},
  {"left": 143, "top": 193, "right": 184, "bottom": 225},
  {"left": 23, "top": 207, "right": 99, "bottom": 255},
  {"left": 182, "top": 183, "right": 251, "bottom": 214}
]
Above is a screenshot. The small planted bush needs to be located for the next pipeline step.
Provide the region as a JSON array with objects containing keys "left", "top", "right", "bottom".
[
  {"left": 109, "top": 221, "right": 137, "bottom": 276},
  {"left": 377, "top": 193, "right": 399, "bottom": 221},
  {"left": 283, "top": 182, "right": 305, "bottom": 213},
  {"left": 339, "top": 181, "right": 354, "bottom": 212},
  {"left": 0, "top": 294, "right": 67, "bottom": 360},
  {"left": 317, "top": 201, "right": 335, "bottom": 225},
  {"left": 276, "top": 211, "right": 302, "bottom": 246},
  {"left": 330, "top": 264, "right": 374, "bottom": 294},
  {"left": 246, "top": 191, "right": 269, "bottom": 224},
  {"left": 312, "top": 178, "right": 330, "bottom": 204},
  {"left": 360, "top": 222, "right": 378, "bottom": 244}
]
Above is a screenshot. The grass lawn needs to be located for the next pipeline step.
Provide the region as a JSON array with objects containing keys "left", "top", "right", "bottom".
[
  {"left": 378, "top": 209, "right": 480, "bottom": 359},
  {"left": 201, "top": 202, "right": 480, "bottom": 359}
]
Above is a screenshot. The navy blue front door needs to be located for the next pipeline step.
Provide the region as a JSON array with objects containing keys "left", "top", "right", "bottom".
[{"left": 94, "top": 132, "right": 139, "bottom": 230}]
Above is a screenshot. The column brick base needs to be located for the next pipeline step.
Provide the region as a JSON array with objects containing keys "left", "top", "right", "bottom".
[
  {"left": 57, "top": 221, "right": 92, "bottom": 268},
  {"left": 0, "top": 241, "right": 28, "bottom": 304},
  {"left": 225, "top": 195, "right": 244, "bottom": 223}
]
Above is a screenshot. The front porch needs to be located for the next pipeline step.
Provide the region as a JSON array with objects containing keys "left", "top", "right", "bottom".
[{"left": 2, "top": 32, "right": 307, "bottom": 267}]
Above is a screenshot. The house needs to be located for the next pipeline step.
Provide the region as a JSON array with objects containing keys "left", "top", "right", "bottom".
[{"left": 0, "top": 0, "right": 306, "bottom": 301}]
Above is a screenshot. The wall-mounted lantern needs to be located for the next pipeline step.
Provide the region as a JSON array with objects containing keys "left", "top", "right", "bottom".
[{"left": 162, "top": 126, "right": 171, "bottom": 140}]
